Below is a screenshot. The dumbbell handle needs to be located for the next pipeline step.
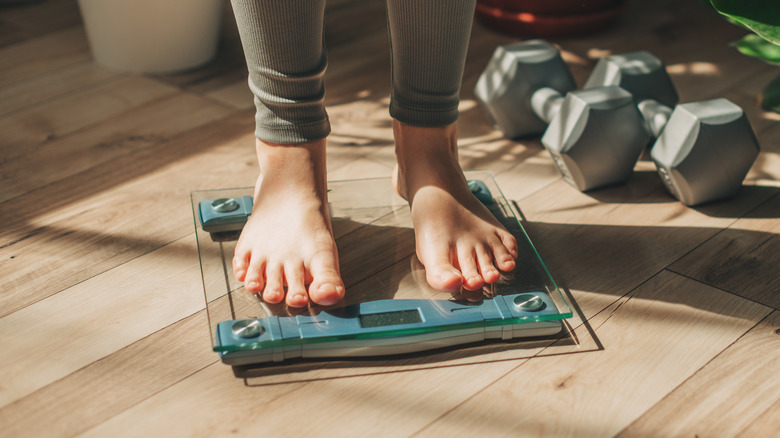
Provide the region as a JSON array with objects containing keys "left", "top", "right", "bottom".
[
  {"left": 530, "top": 87, "right": 564, "bottom": 124},
  {"left": 532, "top": 85, "right": 674, "bottom": 137},
  {"left": 533, "top": 85, "right": 670, "bottom": 130},
  {"left": 637, "top": 98, "right": 674, "bottom": 137}
]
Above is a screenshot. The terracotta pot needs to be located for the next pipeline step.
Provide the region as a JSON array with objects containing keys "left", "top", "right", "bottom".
[{"left": 476, "top": 0, "right": 628, "bottom": 37}]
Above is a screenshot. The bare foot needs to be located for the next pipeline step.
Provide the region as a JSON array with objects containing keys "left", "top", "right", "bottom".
[
  {"left": 393, "top": 120, "right": 518, "bottom": 293},
  {"left": 232, "top": 138, "right": 345, "bottom": 308}
]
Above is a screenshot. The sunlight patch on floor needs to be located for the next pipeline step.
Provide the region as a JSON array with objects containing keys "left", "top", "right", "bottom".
[{"left": 667, "top": 62, "right": 721, "bottom": 76}]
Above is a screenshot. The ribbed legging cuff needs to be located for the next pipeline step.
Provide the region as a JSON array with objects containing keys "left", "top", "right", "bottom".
[
  {"left": 389, "top": 103, "right": 461, "bottom": 127},
  {"left": 253, "top": 119, "right": 331, "bottom": 144}
]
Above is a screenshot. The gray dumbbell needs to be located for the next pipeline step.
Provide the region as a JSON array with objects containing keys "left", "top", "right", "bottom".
[
  {"left": 538, "top": 50, "right": 680, "bottom": 191},
  {"left": 476, "top": 41, "right": 658, "bottom": 191},
  {"left": 474, "top": 39, "right": 577, "bottom": 139},
  {"left": 580, "top": 52, "right": 760, "bottom": 205},
  {"left": 477, "top": 43, "right": 761, "bottom": 205}
]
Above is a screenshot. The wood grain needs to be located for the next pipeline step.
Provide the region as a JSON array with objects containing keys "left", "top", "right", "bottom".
[
  {"left": 737, "top": 398, "right": 780, "bottom": 438},
  {"left": 0, "top": 234, "right": 204, "bottom": 408},
  {"left": 0, "top": 93, "right": 233, "bottom": 203},
  {"left": 0, "top": 26, "right": 91, "bottom": 89},
  {"left": 500, "top": 176, "right": 774, "bottom": 326},
  {"left": 0, "top": 0, "right": 82, "bottom": 49},
  {"left": 669, "top": 192, "right": 780, "bottom": 309},
  {"left": 0, "top": 311, "right": 216, "bottom": 438},
  {"left": 415, "top": 271, "right": 771, "bottom": 437},
  {"left": 0, "top": 76, "right": 177, "bottom": 158},
  {"left": 0, "top": 61, "right": 116, "bottom": 117},
  {"left": 618, "top": 311, "right": 780, "bottom": 437}
]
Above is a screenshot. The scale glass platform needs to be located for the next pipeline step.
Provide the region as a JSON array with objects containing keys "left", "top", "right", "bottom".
[{"left": 192, "top": 171, "right": 572, "bottom": 366}]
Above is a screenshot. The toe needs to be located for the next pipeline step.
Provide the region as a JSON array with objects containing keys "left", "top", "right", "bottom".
[
  {"left": 243, "top": 256, "right": 266, "bottom": 293},
  {"left": 263, "top": 286, "right": 283, "bottom": 304},
  {"left": 309, "top": 281, "right": 345, "bottom": 306},
  {"left": 457, "top": 245, "right": 484, "bottom": 291},
  {"left": 232, "top": 248, "right": 251, "bottom": 282},
  {"left": 475, "top": 245, "right": 500, "bottom": 283},
  {"left": 284, "top": 263, "right": 309, "bottom": 308},
  {"left": 307, "top": 250, "right": 345, "bottom": 306},
  {"left": 500, "top": 231, "right": 519, "bottom": 259},
  {"left": 263, "top": 263, "right": 285, "bottom": 303},
  {"left": 491, "top": 237, "right": 517, "bottom": 272},
  {"left": 418, "top": 239, "right": 464, "bottom": 293},
  {"left": 426, "top": 267, "right": 462, "bottom": 293},
  {"left": 423, "top": 257, "right": 463, "bottom": 293}
]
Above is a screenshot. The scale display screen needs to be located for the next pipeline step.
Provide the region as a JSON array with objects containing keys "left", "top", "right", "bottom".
[
  {"left": 359, "top": 309, "right": 424, "bottom": 328},
  {"left": 192, "top": 171, "right": 572, "bottom": 366}
]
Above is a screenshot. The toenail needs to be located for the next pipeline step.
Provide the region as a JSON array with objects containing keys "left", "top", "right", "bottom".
[{"left": 322, "top": 283, "right": 342, "bottom": 294}]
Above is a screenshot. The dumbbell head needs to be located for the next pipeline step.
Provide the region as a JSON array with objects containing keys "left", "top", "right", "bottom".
[
  {"left": 650, "top": 98, "right": 759, "bottom": 206},
  {"left": 584, "top": 51, "right": 679, "bottom": 107},
  {"left": 538, "top": 50, "right": 678, "bottom": 191},
  {"left": 475, "top": 39, "right": 576, "bottom": 139},
  {"left": 542, "top": 86, "right": 651, "bottom": 191}
]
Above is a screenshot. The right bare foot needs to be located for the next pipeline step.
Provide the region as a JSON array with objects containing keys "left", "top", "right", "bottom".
[
  {"left": 392, "top": 121, "right": 518, "bottom": 294},
  {"left": 232, "top": 138, "right": 345, "bottom": 308}
]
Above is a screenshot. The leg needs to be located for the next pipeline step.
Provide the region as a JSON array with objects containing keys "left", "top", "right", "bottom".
[
  {"left": 387, "top": 0, "right": 518, "bottom": 293},
  {"left": 230, "top": 0, "right": 344, "bottom": 307}
]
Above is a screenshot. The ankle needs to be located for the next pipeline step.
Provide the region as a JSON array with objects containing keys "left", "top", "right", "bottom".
[
  {"left": 392, "top": 119, "right": 458, "bottom": 139},
  {"left": 393, "top": 120, "right": 458, "bottom": 162},
  {"left": 255, "top": 138, "right": 328, "bottom": 191}
]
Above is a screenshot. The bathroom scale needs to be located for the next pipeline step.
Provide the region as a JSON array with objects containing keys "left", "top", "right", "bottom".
[{"left": 192, "top": 170, "right": 572, "bottom": 366}]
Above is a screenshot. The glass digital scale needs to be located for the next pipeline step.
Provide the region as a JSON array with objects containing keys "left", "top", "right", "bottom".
[{"left": 192, "top": 171, "right": 572, "bottom": 366}]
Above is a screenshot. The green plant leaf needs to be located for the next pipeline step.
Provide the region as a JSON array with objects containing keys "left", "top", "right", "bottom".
[
  {"left": 733, "top": 34, "right": 780, "bottom": 65},
  {"left": 709, "top": 0, "right": 780, "bottom": 45},
  {"left": 761, "top": 73, "right": 780, "bottom": 113}
]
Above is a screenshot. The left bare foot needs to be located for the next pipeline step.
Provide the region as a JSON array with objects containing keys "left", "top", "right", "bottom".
[
  {"left": 232, "top": 138, "right": 344, "bottom": 308},
  {"left": 392, "top": 120, "right": 518, "bottom": 293}
]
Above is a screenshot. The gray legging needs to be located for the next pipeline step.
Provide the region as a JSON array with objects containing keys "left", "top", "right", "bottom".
[{"left": 231, "top": 0, "right": 477, "bottom": 144}]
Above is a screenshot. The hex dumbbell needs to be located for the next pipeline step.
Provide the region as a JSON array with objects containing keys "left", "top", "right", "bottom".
[
  {"left": 539, "top": 50, "right": 680, "bottom": 191},
  {"left": 474, "top": 39, "right": 577, "bottom": 139},
  {"left": 577, "top": 52, "right": 760, "bottom": 205},
  {"left": 477, "top": 42, "right": 761, "bottom": 205},
  {"left": 476, "top": 40, "right": 661, "bottom": 191}
]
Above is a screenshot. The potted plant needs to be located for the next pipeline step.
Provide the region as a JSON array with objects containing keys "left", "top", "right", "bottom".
[
  {"left": 475, "top": 0, "right": 629, "bottom": 37},
  {"left": 708, "top": 0, "right": 780, "bottom": 112},
  {"left": 77, "top": 0, "right": 223, "bottom": 74}
]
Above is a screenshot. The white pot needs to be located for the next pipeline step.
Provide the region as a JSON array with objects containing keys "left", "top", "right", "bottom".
[{"left": 77, "top": 0, "right": 224, "bottom": 74}]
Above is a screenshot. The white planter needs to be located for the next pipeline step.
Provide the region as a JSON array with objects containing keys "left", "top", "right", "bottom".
[{"left": 77, "top": 0, "right": 224, "bottom": 74}]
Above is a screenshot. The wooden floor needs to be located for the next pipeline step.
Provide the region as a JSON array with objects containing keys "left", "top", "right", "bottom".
[{"left": 1, "top": 0, "right": 779, "bottom": 436}]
